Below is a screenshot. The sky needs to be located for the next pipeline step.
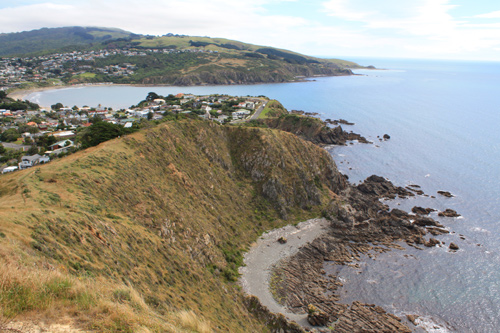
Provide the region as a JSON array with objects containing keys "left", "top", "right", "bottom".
[{"left": 1, "top": 0, "right": 500, "bottom": 61}]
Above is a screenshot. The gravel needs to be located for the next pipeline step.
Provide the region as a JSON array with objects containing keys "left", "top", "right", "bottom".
[{"left": 239, "top": 217, "right": 330, "bottom": 327}]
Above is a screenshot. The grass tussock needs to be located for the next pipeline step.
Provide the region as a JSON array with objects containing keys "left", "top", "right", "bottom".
[{"left": 175, "top": 310, "right": 212, "bottom": 333}]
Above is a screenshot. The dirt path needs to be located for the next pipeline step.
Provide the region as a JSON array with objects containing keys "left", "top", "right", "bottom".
[{"left": 239, "top": 217, "right": 330, "bottom": 328}]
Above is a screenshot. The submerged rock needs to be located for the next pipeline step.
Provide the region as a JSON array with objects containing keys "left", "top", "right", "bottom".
[
  {"left": 437, "top": 191, "right": 454, "bottom": 198},
  {"left": 406, "top": 314, "right": 419, "bottom": 325},
  {"left": 438, "top": 209, "right": 461, "bottom": 217},
  {"left": 425, "top": 238, "right": 441, "bottom": 247}
]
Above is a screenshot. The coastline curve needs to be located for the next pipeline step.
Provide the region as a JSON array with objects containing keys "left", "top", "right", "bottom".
[{"left": 239, "top": 217, "right": 330, "bottom": 328}]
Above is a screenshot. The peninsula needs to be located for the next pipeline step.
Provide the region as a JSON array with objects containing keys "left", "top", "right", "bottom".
[
  {"left": 0, "top": 92, "right": 453, "bottom": 332},
  {"left": 0, "top": 27, "right": 367, "bottom": 93}
]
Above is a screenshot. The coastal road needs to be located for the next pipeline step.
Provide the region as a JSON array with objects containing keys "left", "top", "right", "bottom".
[
  {"left": 239, "top": 218, "right": 330, "bottom": 328},
  {"left": 249, "top": 99, "right": 267, "bottom": 120}
]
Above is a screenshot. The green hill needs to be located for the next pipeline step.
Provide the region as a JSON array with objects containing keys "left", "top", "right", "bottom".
[
  {"left": 0, "top": 27, "right": 135, "bottom": 56},
  {"left": 0, "top": 119, "right": 346, "bottom": 331}
]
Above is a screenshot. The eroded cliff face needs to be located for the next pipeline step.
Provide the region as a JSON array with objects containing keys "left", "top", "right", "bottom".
[
  {"left": 263, "top": 114, "right": 370, "bottom": 146},
  {"left": 140, "top": 66, "right": 353, "bottom": 85},
  {"left": 227, "top": 126, "right": 347, "bottom": 218},
  {"left": 0, "top": 120, "right": 347, "bottom": 332}
]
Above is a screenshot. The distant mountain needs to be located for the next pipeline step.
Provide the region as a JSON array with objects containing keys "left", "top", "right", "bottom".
[
  {"left": 0, "top": 27, "right": 366, "bottom": 86},
  {"left": 0, "top": 26, "right": 137, "bottom": 56}
]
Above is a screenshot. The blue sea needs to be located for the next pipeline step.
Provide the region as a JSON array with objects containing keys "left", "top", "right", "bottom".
[{"left": 28, "top": 58, "right": 500, "bottom": 332}]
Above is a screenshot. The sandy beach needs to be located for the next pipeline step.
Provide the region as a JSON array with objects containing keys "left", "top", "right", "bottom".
[{"left": 7, "top": 83, "right": 120, "bottom": 102}]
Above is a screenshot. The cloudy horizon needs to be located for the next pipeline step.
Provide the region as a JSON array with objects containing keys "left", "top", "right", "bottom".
[{"left": 1, "top": 0, "right": 500, "bottom": 61}]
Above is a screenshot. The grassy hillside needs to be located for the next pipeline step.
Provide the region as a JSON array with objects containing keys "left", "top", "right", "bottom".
[
  {"left": 0, "top": 120, "right": 346, "bottom": 331},
  {"left": 0, "top": 27, "right": 134, "bottom": 56},
  {"left": 258, "top": 100, "right": 288, "bottom": 119}
]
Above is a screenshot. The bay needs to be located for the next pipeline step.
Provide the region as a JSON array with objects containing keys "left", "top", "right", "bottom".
[{"left": 28, "top": 58, "right": 500, "bottom": 331}]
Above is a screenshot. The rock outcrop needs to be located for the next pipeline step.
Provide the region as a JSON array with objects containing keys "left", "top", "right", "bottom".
[
  {"left": 438, "top": 209, "right": 461, "bottom": 217},
  {"left": 267, "top": 174, "right": 451, "bottom": 332},
  {"left": 412, "top": 206, "right": 436, "bottom": 215},
  {"left": 437, "top": 191, "right": 454, "bottom": 197},
  {"left": 263, "top": 114, "right": 370, "bottom": 146}
]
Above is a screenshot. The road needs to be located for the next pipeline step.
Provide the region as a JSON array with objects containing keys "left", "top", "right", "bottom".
[{"left": 249, "top": 99, "right": 267, "bottom": 120}]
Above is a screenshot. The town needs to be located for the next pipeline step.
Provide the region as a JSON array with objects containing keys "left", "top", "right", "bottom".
[
  {"left": 0, "top": 47, "right": 218, "bottom": 90},
  {"left": 0, "top": 91, "right": 267, "bottom": 174}
]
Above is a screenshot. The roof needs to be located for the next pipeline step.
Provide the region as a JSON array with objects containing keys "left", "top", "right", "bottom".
[
  {"left": 50, "top": 139, "right": 73, "bottom": 148},
  {"left": 22, "top": 154, "right": 42, "bottom": 162}
]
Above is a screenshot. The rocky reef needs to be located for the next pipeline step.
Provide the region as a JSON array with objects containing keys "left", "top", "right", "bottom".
[{"left": 267, "top": 174, "right": 451, "bottom": 332}]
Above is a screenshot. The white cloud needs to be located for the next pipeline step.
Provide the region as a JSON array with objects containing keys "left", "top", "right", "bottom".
[
  {"left": 322, "top": 0, "right": 376, "bottom": 21},
  {"left": 0, "top": 1, "right": 499, "bottom": 60},
  {"left": 475, "top": 10, "right": 500, "bottom": 19}
]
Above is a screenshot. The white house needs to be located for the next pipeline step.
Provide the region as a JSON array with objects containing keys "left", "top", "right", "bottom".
[
  {"left": 232, "top": 109, "right": 251, "bottom": 120},
  {"left": 2, "top": 166, "right": 18, "bottom": 174},
  {"left": 18, "top": 154, "right": 50, "bottom": 170}
]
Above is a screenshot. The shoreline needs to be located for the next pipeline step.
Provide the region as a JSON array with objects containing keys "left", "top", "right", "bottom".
[
  {"left": 239, "top": 218, "right": 330, "bottom": 328},
  {"left": 8, "top": 83, "right": 117, "bottom": 101},
  {"left": 8, "top": 72, "right": 357, "bottom": 103},
  {"left": 240, "top": 170, "right": 455, "bottom": 332}
]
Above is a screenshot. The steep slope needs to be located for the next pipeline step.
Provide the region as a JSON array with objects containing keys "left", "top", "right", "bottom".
[{"left": 0, "top": 120, "right": 346, "bottom": 331}]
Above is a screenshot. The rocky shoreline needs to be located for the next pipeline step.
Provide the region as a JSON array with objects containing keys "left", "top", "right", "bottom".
[
  {"left": 242, "top": 171, "right": 458, "bottom": 332},
  {"left": 239, "top": 114, "right": 463, "bottom": 332}
]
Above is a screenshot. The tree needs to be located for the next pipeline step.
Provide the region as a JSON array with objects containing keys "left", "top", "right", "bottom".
[
  {"left": 0, "top": 128, "right": 20, "bottom": 142},
  {"left": 0, "top": 91, "right": 6, "bottom": 99},
  {"left": 146, "top": 92, "right": 160, "bottom": 102},
  {"left": 27, "top": 145, "right": 39, "bottom": 155},
  {"left": 147, "top": 111, "right": 154, "bottom": 120},
  {"left": 51, "top": 102, "right": 63, "bottom": 111},
  {"left": 36, "top": 134, "right": 57, "bottom": 149},
  {"left": 0, "top": 143, "right": 6, "bottom": 154},
  {"left": 77, "top": 122, "right": 125, "bottom": 149},
  {"left": 18, "top": 124, "right": 39, "bottom": 134}
]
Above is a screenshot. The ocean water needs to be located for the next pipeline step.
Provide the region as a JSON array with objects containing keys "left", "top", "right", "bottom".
[{"left": 28, "top": 58, "right": 500, "bottom": 331}]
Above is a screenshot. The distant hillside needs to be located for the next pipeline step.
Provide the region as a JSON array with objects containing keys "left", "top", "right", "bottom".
[
  {"left": 0, "top": 27, "right": 136, "bottom": 56},
  {"left": 1, "top": 27, "right": 366, "bottom": 87},
  {"left": 0, "top": 119, "right": 346, "bottom": 331}
]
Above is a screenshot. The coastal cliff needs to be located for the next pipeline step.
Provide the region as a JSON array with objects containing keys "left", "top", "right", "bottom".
[
  {"left": 263, "top": 114, "right": 370, "bottom": 145},
  {"left": 0, "top": 120, "right": 344, "bottom": 331},
  {"left": 0, "top": 113, "right": 448, "bottom": 332}
]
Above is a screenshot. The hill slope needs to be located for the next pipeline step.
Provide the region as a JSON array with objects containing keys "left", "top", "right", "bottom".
[
  {"left": 0, "top": 27, "right": 364, "bottom": 87},
  {"left": 0, "top": 120, "right": 346, "bottom": 331},
  {"left": 0, "top": 27, "right": 135, "bottom": 56}
]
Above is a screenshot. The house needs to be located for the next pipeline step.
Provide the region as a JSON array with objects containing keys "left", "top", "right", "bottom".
[
  {"left": 49, "top": 130, "right": 75, "bottom": 140},
  {"left": 18, "top": 154, "right": 50, "bottom": 170},
  {"left": 49, "top": 139, "right": 73, "bottom": 151},
  {"left": 46, "top": 140, "right": 74, "bottom": 155},
  {"left": 2, "top": 166, "right": 18, "bottom": 174},
  {"left": 214, "top": 115, "right": 229, "bottom": 123},
  {"left": 232, "top": 109, "right": 251, "bottom": 120}
]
